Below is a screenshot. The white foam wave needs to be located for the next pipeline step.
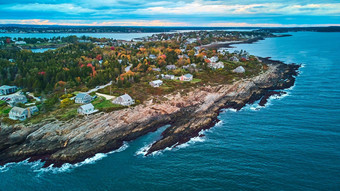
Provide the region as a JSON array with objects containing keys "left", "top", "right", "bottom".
[
  {"left": 222, "top": 108, "right": 237, "bottom": 113},
  {"left": 136, "top": 128, "right": 208, "bottom": 156},
  {"left": 135, "top": 142, "right": 154, "bottom": 156},
  {"left": 1, "top": 142, "right": 129, "bottom": 175}
]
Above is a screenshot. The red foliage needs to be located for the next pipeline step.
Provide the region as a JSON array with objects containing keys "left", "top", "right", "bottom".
[
  {"left": 110, "top": 46, "right": 115, "bottom": 50},
  {"left": 96, "top": 54, "right": 102, "bottom": 60},
  {"left": 6, "top": 38, "right": 10, "bottom": 44},
  {"left": 38, "top": 71, "right": 46, "bottom": 75},
  {"left": 240, "top": 58, "right": 247, "bottom": 62}
]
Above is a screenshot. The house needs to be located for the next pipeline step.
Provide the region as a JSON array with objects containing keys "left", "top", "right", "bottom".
[
  {"left": 209, "top": 61, "right": 224, "bottom": 69},
  {"left": 15, "top": 41, "right": 26, "bottom": 45},
  {"left": 9, "top": 95, "right": 27, "bottom": 106},
  {"left": 183, "top": 64, "right": 197, "bottom": 70},
  {"left": 241, "top": 55, "right": 249, "bottom": 60},
  {"left": 149, "top": 80, "right": 163, "bottom": 87},
  {"left": 0, "top": 85, "right": 17, "bottom": 95},
  {"left": 208, "top": 56, "right": 219, "bottom": 63},
  {"left": 230, "top": 56, "right": 239, "bottom": 62},
  {"left": 162, "top": 74, "right": 175, "bottom": 80},
  {"left": 112, "top": 94, "right": 135, "bottom": 106},
  {"left": 149, "top": 54, "right": 157, "bottom": 59},
  {"left": 166, "top": 65, "right": 176, "bottom": 70},
  {"left": 75, "top": 93, "right": 92, "bottom": 104},
  {"left": 78, "top": 103, "right": 98, "bottom": 115},
  {"left": 233, "top": 66, "right": 245, "bottom": 73},
  {"left": 152, "top": 68, "right": 161, "bottom": 72},
  {"left": 9, "top": 106, "right": 38, "bottom": 121},
  {"left": 179, "top": 74, "right": 193, "bottom": 81}
]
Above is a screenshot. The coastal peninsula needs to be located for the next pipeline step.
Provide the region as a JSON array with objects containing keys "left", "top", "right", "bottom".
[{"left": 0, "top": 31, "right": 300, "bottom": 167}]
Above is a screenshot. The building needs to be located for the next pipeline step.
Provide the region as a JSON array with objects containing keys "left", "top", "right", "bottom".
[
  {"left": 0, "top": 85, "right": 17, "bottom": 95},
  {"left": 230, "top": 56, "right": 239, "bottom": 62},
  {"left": 75, "top": 93, "right": 92, "bottom": 104},
  {"left": 166, "top": 65, "right": 176, "bottom": 70},
  {"left": 209, "top": 61, "right": 224, "bottom": 69},
  {"left": 162, "top": 74, "right": 175, "bottom": 80},
  {"left": 9, "top": 106, "right": 38, "bottom": 121},
  {"left": 149, "top": 80, "right": 163, "bottom": 87},
  {"left": 14, "top": 41, "right": 26, "bottom": 45},
  {"left": 112, "top": 94, "right": 135, "bottom": 106},
  {"left": 9, "top": 95, "right": 27, "bottom": 106},
  {"left": 152, "top": 68, "right": 161, "bottom": 72},
  {"left": 233, "top": 66, "right": 245, "bottom": 73},
  {"left": 180, "top": 74, "right": 193, "bottom": 81},
  {"left": 149, "top": 54, "right": 157, "bottom": 59},
  {"left": 208, "top": 56, "right": 219, "bottom": 63},
  {"left": 78, "top": 103, "right": 98, "bottom": 115}
]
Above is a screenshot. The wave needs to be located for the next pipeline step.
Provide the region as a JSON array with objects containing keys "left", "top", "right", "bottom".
[
  {"left": 136, "top": 129, "right": 208, "bottom": 156},
  {"left": 1, "top": 142, "right": 129, "bottom": 175}
]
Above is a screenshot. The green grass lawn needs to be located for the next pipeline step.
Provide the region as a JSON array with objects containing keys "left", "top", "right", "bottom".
[{"left": 92, "top": 97, "right": 124, "bottom": 112}]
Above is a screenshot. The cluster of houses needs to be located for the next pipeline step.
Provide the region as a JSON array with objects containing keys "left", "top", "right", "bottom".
[
  {"left": 0, "top": 85, "right": 41, "bottom": 121},
  {"left": 76, "top": 92, "right": 136, "bottom": 116}
]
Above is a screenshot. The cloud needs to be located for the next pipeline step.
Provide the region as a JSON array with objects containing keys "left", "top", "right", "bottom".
[
  {"left": 4, "top": 3, "right": 94, "bottom": 14},
  {"left": 0, "top": 19, "right": 189, "bottom": 26},
  {"left": 136, "top": 2, "right": 340, "bottom": 16}
]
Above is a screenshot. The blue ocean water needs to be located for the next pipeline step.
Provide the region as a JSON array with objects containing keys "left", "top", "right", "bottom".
[{"left": 1, "top": 32, "right": 340, "bottom": 191}]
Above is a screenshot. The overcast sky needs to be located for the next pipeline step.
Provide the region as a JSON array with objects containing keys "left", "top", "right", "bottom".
[{"left": 0, "top": 0, "right": 339, "bottom": 26}]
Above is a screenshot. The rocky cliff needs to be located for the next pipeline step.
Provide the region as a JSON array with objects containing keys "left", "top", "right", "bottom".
[{"left": 0, "top": 59, "right": 300, "bottom": 167}]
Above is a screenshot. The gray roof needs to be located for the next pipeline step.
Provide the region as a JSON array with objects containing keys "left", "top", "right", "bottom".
[
  {"left": 0, "top": 85, "right": 16, "bottom": 90},
  {"left": 76, "top": 93, "right": 91, "bottom": 99},
  {"left": 10, "top": 107, "right": 26, "bottom": 115},
  {"left": 233, "top": 66, "right": 245, "bottom": 73},
  {"left": 80, "top": 103, "right": 94, "bottom": 110},
  {"left": 120, "top": 94, "right": 133, "bottom": 102},
  {"left": 151, "top": 80, "right": 163, "bottom": 84}
]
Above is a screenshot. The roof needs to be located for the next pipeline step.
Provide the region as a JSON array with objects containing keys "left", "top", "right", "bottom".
[
  {"left": 10, "top": 107, "right": 26, "bottom": 115},
  {"left": 76, "top": 93, "right": 91, "bottom": 99},
  {"left": 151, "top": 80, "right": 163, "bottom": 84},
  {"left": 80, "top": 103, "right": 94, "bottom": 110},
  {"left": 184, "top": 74, "right": 193, "bottom": 78},
  {"left": 119, "top": 94, "right": 133, "bottom": 101},
  {"left": 0, "top": 85, "right": 16, "bottom": 89}
]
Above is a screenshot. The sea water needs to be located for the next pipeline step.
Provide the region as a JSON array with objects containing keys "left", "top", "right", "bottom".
[{"left": 0, "top": 32, "right": 339, "bottom": 191}]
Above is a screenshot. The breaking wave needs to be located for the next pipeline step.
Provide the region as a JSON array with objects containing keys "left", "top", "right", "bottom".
[{"left": 0, "top": 142, "right": 129, "bottom": 175}]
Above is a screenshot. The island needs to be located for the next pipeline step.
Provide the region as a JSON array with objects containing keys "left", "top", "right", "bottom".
[{"left": 0, "top": 30, "right": 300, "bottom": 167}]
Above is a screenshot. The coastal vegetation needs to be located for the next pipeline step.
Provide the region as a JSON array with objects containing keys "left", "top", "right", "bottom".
[{"left": 0, "top": 30, "right": 270, "bottom": 124}]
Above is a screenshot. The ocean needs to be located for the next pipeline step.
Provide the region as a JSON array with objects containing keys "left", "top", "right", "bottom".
[{"left": 1, "top": 32, "right": 339, "bottom": 191}]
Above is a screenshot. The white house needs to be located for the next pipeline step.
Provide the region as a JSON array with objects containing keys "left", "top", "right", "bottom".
[
  {"left": 230, "top": 56, "right": 239, "bottom": 62},
  {"left": 208, "top": 56, "right": 219, "bottom": 63},
  {"left": 209, "top": 61, "right": 224, "bottom": 69},
  {"left": 78, "top": 103, "right": 98, "bottom": 115},
  {"left": 149, "top": 54, "right": 157, "bottom": 59},
  {"left": 233, "top": 66, "right": 246, "bottom": 73},
  {"left": 9, "top": 95, "right": 27, "bottom": 106},
  {"left": 75, "top": 93, "right": 92, "bottom": 104},
  {"left": 179, "top": 74, "right": 193, "bottom": 81},
  {"left": 149, "top": 80, "right": 163, "bottom": 87},
  {"left": 166, "top": 65, "right": 176, "bottom": 70},
  {"left": 162, "top": 74, "right": 175, "bottom": 80},
  {"left": 15, "top": 41, "right": 26, "bottom": 45},
  {"left": 112, "top": 94, "right": 135, "bottom": 106}
]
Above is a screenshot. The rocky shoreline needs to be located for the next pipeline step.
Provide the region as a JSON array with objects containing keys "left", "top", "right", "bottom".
[{"left": 0, "top": 57, "right": 300, "bottom": 168}]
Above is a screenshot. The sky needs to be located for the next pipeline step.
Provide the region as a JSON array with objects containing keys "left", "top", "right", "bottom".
[{"left": 0, "top": 0, "right": 339, "bottom": 27}]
